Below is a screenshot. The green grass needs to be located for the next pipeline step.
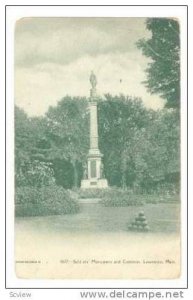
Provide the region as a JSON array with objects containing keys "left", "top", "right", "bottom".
[
  {"left": 15, "top": 202, "right": 180, "bottom": 234},
  {"left": 73, "top": 187, "right": 179, "bottom": 206}
]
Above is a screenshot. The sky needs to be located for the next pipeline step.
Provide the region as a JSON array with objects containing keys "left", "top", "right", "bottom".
[{"left": 15, "top": 17, "right": 165, "bottom": 116}]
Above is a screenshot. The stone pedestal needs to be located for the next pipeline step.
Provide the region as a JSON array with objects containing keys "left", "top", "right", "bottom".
[
  {"left": 81, "top": 179, "right": 108, "bottom": 189},
  {"left": 81, "top": 73, "right": 108, "bottom": 189}
]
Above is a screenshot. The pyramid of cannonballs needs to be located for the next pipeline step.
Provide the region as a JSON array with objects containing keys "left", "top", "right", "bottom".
[{"left": 128, "top": 211, "right": 150, "bottom": 232}]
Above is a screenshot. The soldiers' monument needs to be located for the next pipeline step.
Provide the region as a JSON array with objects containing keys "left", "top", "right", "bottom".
[{"left": 81, "top": 72, "right": 108, "bottom": 189}]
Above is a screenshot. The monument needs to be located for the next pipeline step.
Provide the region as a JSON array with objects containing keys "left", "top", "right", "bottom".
[{"left": 81, "top": 72, "right": 108, "bottom": 189}]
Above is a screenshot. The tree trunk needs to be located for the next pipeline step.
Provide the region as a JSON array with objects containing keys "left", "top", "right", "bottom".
[
  {"left": 121, "top": 151, "right": 127, "bottom": 190},
  {"left": 72, "top": 160, "right": 78, "bottom": 188},
  {"left": 121, "top": 171, "right": 127, "bottom": 190}
]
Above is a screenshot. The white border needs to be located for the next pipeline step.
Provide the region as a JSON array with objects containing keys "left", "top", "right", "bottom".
[{"left": 5, "top": 5, "right": 187, "bottom": 289}]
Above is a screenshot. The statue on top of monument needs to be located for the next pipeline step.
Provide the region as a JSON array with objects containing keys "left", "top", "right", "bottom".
[{"left": 90, "top": 71, "right": 97, "bottom": 89}]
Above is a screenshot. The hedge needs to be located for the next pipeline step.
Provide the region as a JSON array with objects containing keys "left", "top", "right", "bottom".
[{"left": 15, "top": 186, "right": 80, "bottom": 217}]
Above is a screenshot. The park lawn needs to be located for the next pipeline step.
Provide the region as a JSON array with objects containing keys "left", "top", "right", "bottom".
[
  {"left": 15, "top": 201, "right": 180, "bottom": 234},
  {"left": 15, "top": 200, "right": 180, "bottom": 279}
]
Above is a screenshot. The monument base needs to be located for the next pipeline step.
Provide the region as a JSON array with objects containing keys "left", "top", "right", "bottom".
[{"left": 81, "top": 179, "right": 108, "bottom": 189}]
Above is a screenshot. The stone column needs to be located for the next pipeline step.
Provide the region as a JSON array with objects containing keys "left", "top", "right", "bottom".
[
  {"left": 88, "top": 100, "right": 101, "bottom": 180},
  {"left": 80, "top": 72, "right": 108, "bottom": 189},
  {"left": 90, "top": 102, "right": 98, "bottom": 150}
]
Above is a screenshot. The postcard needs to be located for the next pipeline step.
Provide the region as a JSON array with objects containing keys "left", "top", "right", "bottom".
[{"left": 13, "top": 16, "right": 183, "bottom": 281}]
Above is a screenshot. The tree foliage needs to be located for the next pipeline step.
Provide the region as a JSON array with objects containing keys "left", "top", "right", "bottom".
[
  {"left": 137, "top": 18, "right": 180, "bottom": 109},
  {"left": 131, "top": 109, "right": 180, "bottom": 191},
  {"left": 15, "top": 106, "right": 55, "bottom": 187},
  {"left": 45, "top": 96, "right": 89, "bottom": 187},
  {"left": 99, "top": 96, "right": 180, "bottom": 191},
  {"left": 98, "top": 95, "right": 150, "bottom": 188},
  {"left": 15, "top": 95, "right": 180, "bottom": 193}
]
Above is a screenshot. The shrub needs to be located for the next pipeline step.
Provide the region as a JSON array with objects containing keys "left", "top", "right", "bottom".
[
  {"left": 157, "top": 194, "right": 180, "bottom": 203},
  {"left": 143, "top": 193, "right": 180, "bottom": 204},
  {"left": 73, "top": 188, "right": 109, "bottom": 199},
  {"left": 15, "top": 186, "right": 39, "bottom": 205},
  {"left": 15, "top": 186, "right": 80, "bottom": 217},
  {"left": 16, "top": 160, "right": 55, "bottom": 187},
  {"left": 72, "top": 187, "right": 144, "bottom": 206},
  {"left": 101, "top": 188, "right": 144, "bottom": 207}
]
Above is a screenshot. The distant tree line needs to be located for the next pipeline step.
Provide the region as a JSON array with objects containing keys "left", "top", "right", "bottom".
[{"left": 15, "top": 94, "right": 180, "bottom": 193}]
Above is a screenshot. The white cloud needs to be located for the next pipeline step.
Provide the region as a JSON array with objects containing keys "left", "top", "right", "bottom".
[
  {"left": 15, "top": 52, "right": 164, "bottom": 116},
  {"left": 15, "top": 17, "right": 164, "bottom": 116},
  {"left": 15, "top": 17, "right": 150, "bottom": 67}
]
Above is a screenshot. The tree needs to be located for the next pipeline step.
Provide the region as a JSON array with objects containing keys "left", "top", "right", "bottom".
[
  {"left": 15, "top": 95, "right": 180, "bottom": 192},
  {"left": 131, "top": 109, "right": 180, "bottom": 192},
  {"left": 137, "top": 18, "right": 180, "bottom": 109},
  {"left": 15, "top": 106, "right": 55, "bottom": 187},
  {"left": 98, "top": 95, "right": 150, "bottom": 188},
  {"left": 15, "top": 106, "right": 31, "bottom": 172},
  {"left": 45, "top": 96, "right": 89, "bottom": 188}
]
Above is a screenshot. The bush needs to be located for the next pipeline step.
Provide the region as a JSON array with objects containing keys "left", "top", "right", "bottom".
[
  {"left": 15, "top": 186, "right": 80, "bottom": 217},
  {"left": 100, "top": 188, "right": 144, "bottom": 207},
  {"left": 73, "top": 188, "right": 109, "bottom": 199},
  {"left": 16, "top": 160, "right": 55, "bottom": 187},
  {"left": 73, "top": 187, "right": 144, "bottom": 206},
  {"left": 143, "top": 194, "right": 180, "bottom": 204}
]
